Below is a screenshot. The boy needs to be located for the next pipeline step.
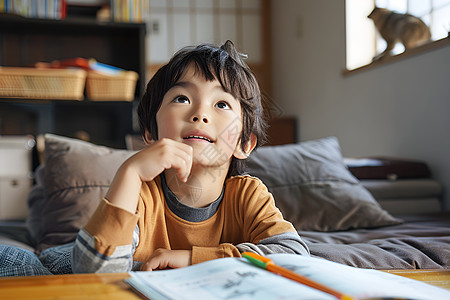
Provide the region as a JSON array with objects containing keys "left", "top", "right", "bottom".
[{"left": 72, "top": 41, "right": 309, "bottom": 273}]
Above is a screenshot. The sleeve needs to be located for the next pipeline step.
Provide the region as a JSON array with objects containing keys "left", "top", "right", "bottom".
[
  {"left": 236, "top": 232, "right": 310, "bottom": 256},
  {"left": 236, "top": 177, "right": 310, "bottom": 256},
  {"left": 191, "top": 232, "right": 309, "bottom": 265},
  {"left": 191, "top": 243, "right": 241, "bottom": 264},
  {"left": 71, "top": 199, "right": 140, "bottom": 273}
]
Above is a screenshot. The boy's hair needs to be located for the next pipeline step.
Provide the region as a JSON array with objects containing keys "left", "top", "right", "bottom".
[{"left": 137, "top": 40, "right": 267, "bottom": 176}]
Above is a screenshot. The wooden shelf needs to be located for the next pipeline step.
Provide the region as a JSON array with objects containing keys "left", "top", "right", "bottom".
[{"left": 0, "top": 15, "right": 146, "bottom": 148}]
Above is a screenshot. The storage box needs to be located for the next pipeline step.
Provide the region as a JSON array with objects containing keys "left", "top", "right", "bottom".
[
  {"left": 0, "top": 67, "right": 87, "bottom": 100},
  {"left": 0, "top": 176, "right": 31, "bottom": 220},
  {"left": 0, "top": 136, "right": 34, "bottom": 220},
  {"left": 0, "top": 136, "right": 34, "bottom": 177},
  {"left": 86, "top": 70, "right": 139, "bottom": 101}
]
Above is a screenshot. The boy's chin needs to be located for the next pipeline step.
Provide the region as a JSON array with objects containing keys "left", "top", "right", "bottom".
[{"left": 191, "top": 154, "right": 232, "bottom": 169}]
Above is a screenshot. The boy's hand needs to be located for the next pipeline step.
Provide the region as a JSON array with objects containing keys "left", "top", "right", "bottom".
[
  {"left": 105, "top": 138, "right": 193, "bottom": 213},
  {"left": 140, "top": 249, "right": 192, "bottom": 271},
  {"left": 128, "top": 138, "right": 193, "bottom": 183}
]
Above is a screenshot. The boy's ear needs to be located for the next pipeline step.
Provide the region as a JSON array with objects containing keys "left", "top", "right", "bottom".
[
  {"left": 144, "top": 130, "right": 155, "bottom": 145},
  {"left": 233, "top": 133, "right": 257, "bottom": 159}
]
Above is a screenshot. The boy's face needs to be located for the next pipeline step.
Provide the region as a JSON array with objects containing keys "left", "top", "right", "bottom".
[{"left": 155, "top": 64, "right": 244, "bottom": 168}]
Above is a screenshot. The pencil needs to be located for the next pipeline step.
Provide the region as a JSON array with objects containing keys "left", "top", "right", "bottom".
[{"left": 242, "top": 252, "right": 354, "bottom": 300}]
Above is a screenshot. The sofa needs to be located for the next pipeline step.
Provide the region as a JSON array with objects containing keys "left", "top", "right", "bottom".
[{"left": 0, "top": 134, "right": 448, "bottom": 276}]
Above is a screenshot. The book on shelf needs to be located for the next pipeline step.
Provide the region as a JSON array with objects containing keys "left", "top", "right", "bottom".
[
  {"left": 110, "top": 0, "right": 143, "bottom": 23},
  {"left": 0, "top": 0, "right": 66, "bottom": 19},
  {"left": 126, "top": 253, "right": 450, "bottom": 300},
  {"left": 42, "top": 57, "right": 125, "bottom": 76}
]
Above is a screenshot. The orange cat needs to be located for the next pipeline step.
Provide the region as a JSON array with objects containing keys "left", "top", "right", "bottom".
[{"left": 368, "top": 7, "right": 431, "bottom": 60}]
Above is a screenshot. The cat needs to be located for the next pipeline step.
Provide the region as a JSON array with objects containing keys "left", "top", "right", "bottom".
[{"left": 368, "top": 7, "right": 431, "bottom": 61}]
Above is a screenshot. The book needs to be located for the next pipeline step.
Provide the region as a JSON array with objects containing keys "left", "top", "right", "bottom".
[
  {"left": 36, "top": 57, "right": 124, "bottom": 76},
  {"left": 125, "top": 253, "right": 450, "bottom": 300},
  {"left": 2, "top": 0, "right": 66, "bottom": 19}
]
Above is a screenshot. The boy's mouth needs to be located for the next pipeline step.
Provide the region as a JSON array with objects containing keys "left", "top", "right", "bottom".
[{"left": 183, "top": 135, "right": 213, "bottom": 143}]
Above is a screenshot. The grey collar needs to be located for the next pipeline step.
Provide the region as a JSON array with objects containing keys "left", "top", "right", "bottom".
[{"left": 160, "top": 173, "right": 224, "bottom": 222}]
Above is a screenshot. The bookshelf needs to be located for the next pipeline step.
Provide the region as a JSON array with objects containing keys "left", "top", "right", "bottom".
[{"left": 0, "top": 14, "right": 146, "bottom": 148}]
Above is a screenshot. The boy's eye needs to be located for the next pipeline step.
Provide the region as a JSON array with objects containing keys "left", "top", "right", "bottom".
[
  {"left": 215, "top": 101, "right": 230, "bottom": 110},
  {"left": 173, "top": 96, "right": 190, "bottom": 104}
]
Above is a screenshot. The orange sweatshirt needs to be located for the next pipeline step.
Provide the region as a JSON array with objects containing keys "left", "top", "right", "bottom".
[{"left": 83, "top": 175, "right": 306, "bottom": 266}]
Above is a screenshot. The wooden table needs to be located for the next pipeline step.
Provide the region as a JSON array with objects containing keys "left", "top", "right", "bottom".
[
  {"left": 0, "top": 269, "right": 449, "bottom": 299},
  {"left": 384, "top": 269, "right": 450, "bottom": 290},
  {"left": 0, "top": 273, "right": 137, "bottom": 300}
]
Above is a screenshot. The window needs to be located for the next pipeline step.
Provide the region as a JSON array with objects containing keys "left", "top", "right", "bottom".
[{"left": 346, "top": 0, "right": 450, "bottom": 70}]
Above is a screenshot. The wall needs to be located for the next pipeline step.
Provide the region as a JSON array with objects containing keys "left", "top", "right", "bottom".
[
  {"left": 144, "top": 0, "right": 263, "bottom": 64},
  {"left": 143, "top": 0, "right": 272, "bottom": 96},
  {"left": 271, "top": 0, "right": 450, "bottom": 211}
]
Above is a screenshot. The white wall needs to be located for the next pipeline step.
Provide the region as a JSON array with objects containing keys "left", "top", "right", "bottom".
[{"left": 271, "top": 0, "right": 450, "bottom": 211}]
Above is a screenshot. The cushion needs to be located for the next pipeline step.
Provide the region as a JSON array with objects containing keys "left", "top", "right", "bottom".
[
  {"left": 26, "top": 134, "right": 135, "bottom": 253},
  {"left": 245, "top": 137, "right": 402, "bottom": 231},
  {"left": 0, "top": 221, "right": 35, "bottom": 252}
]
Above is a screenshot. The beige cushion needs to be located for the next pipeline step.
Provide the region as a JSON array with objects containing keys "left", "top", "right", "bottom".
[{"left": 27, "top": 134, "right": 135, "bottom": 253}]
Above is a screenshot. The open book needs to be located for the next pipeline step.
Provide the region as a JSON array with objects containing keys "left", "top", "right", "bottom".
[{"left": 126, "top": 253, "right": 450, "bottom": 300}]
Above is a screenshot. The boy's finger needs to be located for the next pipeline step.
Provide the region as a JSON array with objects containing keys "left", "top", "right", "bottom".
[
  {"left": 175, "top": 145, "right": 193, "bottom": 182},
  {"left": 170, "top": 151, "right": 192, "bottom": 182}
]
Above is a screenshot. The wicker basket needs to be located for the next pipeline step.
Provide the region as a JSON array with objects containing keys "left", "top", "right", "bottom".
[
  {"left": 0, "top": 67, "right": 87, "bottom": 100},
  {"left": 86, "top": 71, "right": 139, "bottom": 101}
]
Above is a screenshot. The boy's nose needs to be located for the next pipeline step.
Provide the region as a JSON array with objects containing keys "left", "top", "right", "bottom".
[{"left": 192, "top": 115, "right": 208, "bottom": 123}]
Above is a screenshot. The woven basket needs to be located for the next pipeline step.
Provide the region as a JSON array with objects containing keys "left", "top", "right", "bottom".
[
  {"left": 86, "top": 71, "right": 138, "bottom": 101},
  {"left": 0, "top": 67, "right": 87, "bottom": 100}
]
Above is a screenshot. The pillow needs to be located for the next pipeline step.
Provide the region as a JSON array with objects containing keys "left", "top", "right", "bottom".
[
  {"left": 245, "top": 137, "right": 402, "bottom": 231},
  {"left": 27, "top": 134, "right": 135, "bottom": 253}
]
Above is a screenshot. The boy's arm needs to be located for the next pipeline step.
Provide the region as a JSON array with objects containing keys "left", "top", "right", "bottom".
[
  {"left": 236, "top": 232, "right": 310, "bottom": 256},
  {"left": 73, "top": 139, "right": 193, "bottom": 272},
  {"left": 189, "top": 232, "right": 309, "bottom": 265},
  {"left": 72, "top": 206, "right": 140, "bottom": 273},
  {"left": 234, "top": 179, "right": 310, "bottom": 258}
]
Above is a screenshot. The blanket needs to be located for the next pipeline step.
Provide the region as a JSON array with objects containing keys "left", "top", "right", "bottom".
[{"left": 302, "top": 214, "right": 450, "bottom": 269}]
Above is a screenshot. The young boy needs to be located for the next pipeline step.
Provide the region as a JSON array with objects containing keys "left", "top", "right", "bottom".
[{"left": 72, "top": 41, "right": 309, "bottom": 273}]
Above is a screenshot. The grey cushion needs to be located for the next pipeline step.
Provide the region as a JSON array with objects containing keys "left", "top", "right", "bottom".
[
  {"left": 245, "top": 137, "right": 402, "bottom": 231},
  {"left": 27, "top": 134, "right": 135, "bottom": 253}
]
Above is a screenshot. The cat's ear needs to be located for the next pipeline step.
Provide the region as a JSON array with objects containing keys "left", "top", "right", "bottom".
[{"left": 368, "top": 6, "right": 378, "bottom": 18}]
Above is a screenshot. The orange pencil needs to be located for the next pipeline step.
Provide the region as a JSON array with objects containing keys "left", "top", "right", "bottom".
[{"left": 242, "top": 252, "right": 354, "bottom": 300}]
